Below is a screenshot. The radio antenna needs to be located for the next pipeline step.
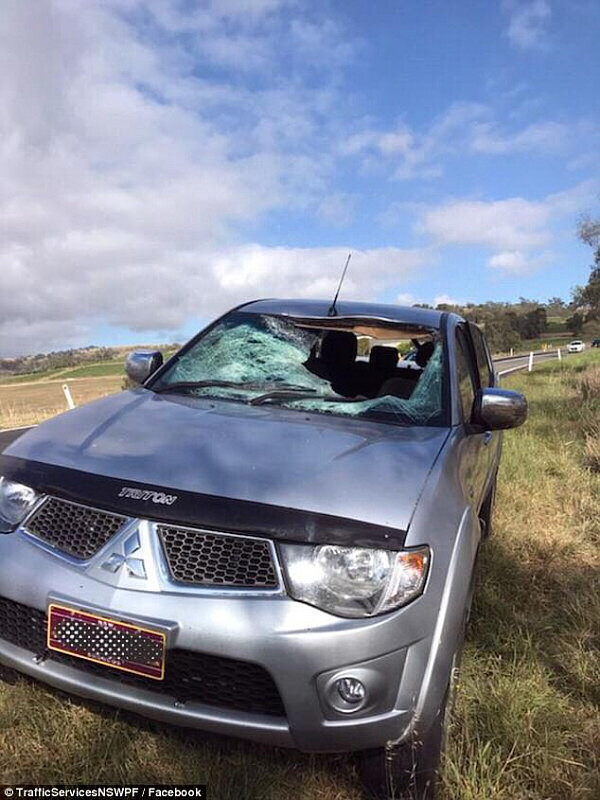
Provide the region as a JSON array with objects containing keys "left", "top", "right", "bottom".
[{"left": 328, "top": 252, "right": 352, "bottom": 316}]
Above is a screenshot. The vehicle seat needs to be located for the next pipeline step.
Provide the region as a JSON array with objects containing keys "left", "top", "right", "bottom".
[
  {"left": 363, "top": 346, "right": 399, "bottom": 397},
  {"left": 321, "top": 330, "right": 357, "bottom": 365},
  {"left": 377, "top": 376, "right": 416, "bottom": 400},
  {"left": 316, "top": 330, "right": 361, "bottom": 396}
]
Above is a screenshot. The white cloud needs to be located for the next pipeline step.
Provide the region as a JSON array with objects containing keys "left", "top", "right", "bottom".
[
  {"left": 418, "top": 182, "right": 598, "bottom": 250},
  {"left": 340, "top": 102, "right": 486, "bottom": 180},
  {"left": 419, "top": 198, "right": 551, "bottom": 250},
  {"left": 487, "top": 251, "right": 534, "bottom": 273},
  {"left": 503, "top": 0, "right": 552, "bottom": 51},
  {"left": 470, "top": 120, "right": 568, "bottom": 154},
  {"left": 415, "top": 181, "right": 598, "bottom": 275},
  {"left": 0, "top": 0, "right": 368, "bottom": 355},
  {"left": 433, "top": 294, "right": 465, "bottom": 307},
  {"left": 394, "top": 292, "right": 466, "bottom": 308},
  {"left": 342, "top": 125, "right": 415, "bottom": 158},
  {"left": 316, "top": 193, "right": 357, "bottom": 227},
  {"left": 210, "top": 244, "right": 429, "bottom": 297},
  {"left": 487, "top": 249, "right": 556, "bottom": 274},
  {"left": 395, "top": 292, "right": 420, "bottom": 307},
  {"left": 340, "top": 101, "right": 584, "bottom": 180}
]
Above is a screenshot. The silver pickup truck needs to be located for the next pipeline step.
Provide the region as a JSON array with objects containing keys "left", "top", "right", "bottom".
[{"left": 0, "top": 299, "right": 527, "bottom": 799}]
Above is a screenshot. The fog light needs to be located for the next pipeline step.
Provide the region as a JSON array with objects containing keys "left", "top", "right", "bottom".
[{"left": 336, "top": 677, "right": 366, "bottom": 705}]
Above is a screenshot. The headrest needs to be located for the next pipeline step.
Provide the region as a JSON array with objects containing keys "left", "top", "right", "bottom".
[
  {"left": 416, "top": 341, "right": 435, "bottom": 368},
  {"left": 369, "top": 346, "right": 399, "bottom": 371},
  {"left": 321, "top": 331, "right": 357, "bottom": 365}
]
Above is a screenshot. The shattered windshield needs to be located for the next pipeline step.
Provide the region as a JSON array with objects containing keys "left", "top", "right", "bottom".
[{"left": 151, "top": 312, "right": 448, "bottom": 427}]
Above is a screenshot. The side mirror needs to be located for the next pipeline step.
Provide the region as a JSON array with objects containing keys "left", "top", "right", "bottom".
[
  {"left": 125, "top": 351, "right": 163, "bottom": 385},
  {"left": 472, "top": 388, "right": 528, "bottom": 431}
]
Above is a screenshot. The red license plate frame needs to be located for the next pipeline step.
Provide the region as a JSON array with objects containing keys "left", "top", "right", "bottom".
[{"left": 47, "top": 603, "right": 166, "bottom": 680}]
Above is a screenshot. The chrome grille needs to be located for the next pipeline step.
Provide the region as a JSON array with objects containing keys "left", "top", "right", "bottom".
[
  {"left": 24, "top": 497, "right": 128, "bottom": 560},
  {"left": 158, "top": 525, "right": 278, "bottom": 588}
]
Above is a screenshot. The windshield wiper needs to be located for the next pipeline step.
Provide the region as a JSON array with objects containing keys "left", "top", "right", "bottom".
[
  {"left": 154, "top": 380, "right": 320, "bottom": 397},
  {"left": 153, "top": 380, "right": 257, "bottom": 395},
  {"left": 250, "top": 388, "right": 317, "bottom": 406},
  {"left": 155, "top": 379, "right": 367, "bottom": 408},
  {"left": 251, "top": 389, "right": 362, "bottom": 406}
]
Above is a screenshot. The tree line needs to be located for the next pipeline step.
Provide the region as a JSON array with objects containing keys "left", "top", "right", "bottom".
[
  {"left": 0, "top": 346, "right": 118, "bottom": 377},
  {"left": 410, "top": 298, "right": 569, "bottom": 353}
]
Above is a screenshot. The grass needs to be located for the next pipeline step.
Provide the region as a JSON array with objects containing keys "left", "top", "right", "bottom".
[
  {"left": 55, "top": 362, "right": 127, "bottom": 378},
  {"left": 0, "top": 367, "right": 75, "bottom": 385},
  {"left": 0, "top": 375, "right": 123, "bottom": 429},
  {"left": 0, "top": 679, "right": 359, "bottom": 796},
  {"left": 0, "top": 355, "right": 598, "bottom": 797},
  {"left": 0, "top": 362, "right": 125, "bottom": 386},
  {"left": 442, "top": 353, "right": 600, "bottom": 800}
]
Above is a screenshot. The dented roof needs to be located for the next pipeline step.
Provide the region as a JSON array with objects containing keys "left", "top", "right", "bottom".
[{"left": 239, "top": 298, "right": 451, "bottom": 328}]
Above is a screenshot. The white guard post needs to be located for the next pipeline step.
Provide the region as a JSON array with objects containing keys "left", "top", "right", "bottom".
[{"left": 62, "top": 383, "right": 76, "bottom": 410}]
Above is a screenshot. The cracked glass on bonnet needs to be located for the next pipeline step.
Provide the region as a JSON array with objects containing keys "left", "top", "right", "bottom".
[{"left": 151, "top": 312, "right": 447, "bottom": 427}]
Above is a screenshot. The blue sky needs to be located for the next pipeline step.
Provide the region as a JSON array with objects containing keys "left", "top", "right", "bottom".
[{"left": 1, "top": 0, "right": 599, "bottom": 354}]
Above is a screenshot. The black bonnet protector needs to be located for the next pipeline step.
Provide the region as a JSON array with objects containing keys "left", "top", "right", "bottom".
[{"left": 0, "top": 454, "right": 407, "bottom": 550}]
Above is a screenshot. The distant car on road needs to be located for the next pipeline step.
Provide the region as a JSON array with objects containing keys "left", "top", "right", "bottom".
[
  {"left": 397, "top": 348, "right": 421, "bottom": 370},
  {"left": 591, "top": 339, "right": 600, "bottom": 348},
  {"left": 568, "top": 340, "right": 585, "bottom": 353},
  {"left": 0, "top": 299, "right": 529, "bottom": 800}
]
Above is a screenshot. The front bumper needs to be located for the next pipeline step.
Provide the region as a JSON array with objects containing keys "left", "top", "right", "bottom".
[{"left": 0, "top": 529, "right": 435, "bottom": 753}]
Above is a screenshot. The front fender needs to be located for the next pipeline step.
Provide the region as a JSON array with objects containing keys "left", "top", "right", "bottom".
[
  {"left": 400, "top": 506, "right": 480, "bottom": 742},
  {"left": 395, "top": 427, "right": 483, "bottom": 742}
]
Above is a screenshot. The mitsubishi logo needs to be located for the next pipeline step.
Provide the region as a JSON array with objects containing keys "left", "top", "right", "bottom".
[{"left": 101, "top": 531, "right": 147, "bottom": 579}]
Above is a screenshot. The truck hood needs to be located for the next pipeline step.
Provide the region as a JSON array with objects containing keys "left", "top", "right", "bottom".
[{"left": 3, "top": 389, "right": 449, "bottom": 540}]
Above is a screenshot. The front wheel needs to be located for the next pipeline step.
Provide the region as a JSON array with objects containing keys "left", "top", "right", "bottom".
[
  {"left": 357, "top": 634, "right": 465, "bottom": 799},
  {"left": 479, "top": 473, "right": 497, "bottom": 537}
]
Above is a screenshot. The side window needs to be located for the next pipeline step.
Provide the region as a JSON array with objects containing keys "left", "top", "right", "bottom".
[
  {"left": 470, "top": 324, "right": 494, "bottom": 387},
  {"left": 455, "top": 327, "right": 477, "bottom": 422}
]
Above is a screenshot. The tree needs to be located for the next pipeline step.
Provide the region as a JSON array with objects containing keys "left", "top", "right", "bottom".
[
  {"left": 566, "top": 312, "right": 584, "bottom": 336},
  {"left": 576, "top": 214, "right": 600, "bottom": 318},
  {"left": 578, "top": 215, "right": 600, "bottom": 253},
  {"left": 546, "top": 296, "right": 567, "bottom": 314},
  {"left": 573, "top": 280, "right": 600, "bottom": 317}
]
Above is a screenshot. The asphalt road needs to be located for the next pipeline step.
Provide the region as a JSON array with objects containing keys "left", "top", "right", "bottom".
[
  {"left": 494, "top": 349, "right": 564, "bottom": 376},
  {"left": 0, "top": 349, "right": 570, "bottom": 454}
]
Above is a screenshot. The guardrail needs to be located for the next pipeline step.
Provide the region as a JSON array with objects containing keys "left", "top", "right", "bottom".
[
  {"left": 496, "top": 348, "right": 562, "bottom": 377},
  {"left": 494, "top": 348, "right": 558, "bottom": 363}
]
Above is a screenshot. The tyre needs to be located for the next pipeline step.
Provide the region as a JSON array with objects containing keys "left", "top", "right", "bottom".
[
  {"left": 357, "top": 628, "right": 466, "bottom": 800},
  {"left": 479, "top": 474, "right": 497, "bottom": 537}
]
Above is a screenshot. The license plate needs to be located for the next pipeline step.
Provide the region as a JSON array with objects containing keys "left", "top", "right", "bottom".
[{"left": 47, "top": 604, "right": 166, "bottom": 680}]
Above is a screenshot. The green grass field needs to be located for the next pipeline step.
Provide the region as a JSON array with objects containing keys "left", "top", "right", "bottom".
[
  {"left": 64, "top": 352, "right": 178, "bottom": 379},
  {"left": 0, "top": 355, "right": 598, "bottom": 798},
  {"left": 0, "top": 367, "right": 76, "bottom": 385},
  {"left": 0, "top": 362, "right": 125, "bottom": 385},
  {"left": 57, "top": 362, "right": 127, "bottom": 378}
]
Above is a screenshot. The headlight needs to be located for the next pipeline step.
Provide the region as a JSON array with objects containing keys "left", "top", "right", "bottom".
[
  {"left": 279, "top": 543, "right": 429, "bottom": 618},
  {"left": 0, "top": 477, "right": 39, "bottom": 533}
]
